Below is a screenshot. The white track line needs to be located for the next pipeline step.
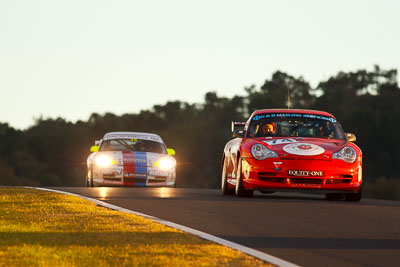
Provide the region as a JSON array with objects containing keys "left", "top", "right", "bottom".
[{"left": 32, "top": 187, "right": 300, "bottom": 267}]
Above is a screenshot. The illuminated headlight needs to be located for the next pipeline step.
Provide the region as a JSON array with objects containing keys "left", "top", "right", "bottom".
[
  {"left": 95, "top": 155, "right": 113, "bottom": 167},
  {"left": 251, "top": 144, "right": 278, "bottom": 160},
  {"left": 332, "top": 146, "right": 357, "bottom": 163},
  {"left": 156, "top": 157, "right": 176, "bottom": 170}
]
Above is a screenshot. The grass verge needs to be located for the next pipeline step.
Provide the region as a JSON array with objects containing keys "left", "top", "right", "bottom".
[{"left": 0, "top": 187, "right": 273, "bottom": 267}]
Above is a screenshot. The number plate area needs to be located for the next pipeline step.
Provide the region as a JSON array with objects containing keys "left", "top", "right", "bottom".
[{"left": 288, "top": 170, "right": 324, "bottom": 177}]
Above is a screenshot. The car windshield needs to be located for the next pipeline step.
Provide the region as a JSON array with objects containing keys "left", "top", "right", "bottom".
[
  {"left": 99, "top": 138, "right": 167, "bottom": 154},
  {"left": 246, "top": 113, "right": 346, "bottom": 140}
]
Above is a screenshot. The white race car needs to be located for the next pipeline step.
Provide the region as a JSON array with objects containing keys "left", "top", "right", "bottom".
[{"left": 86, "top": 132, "right": 176, "bottom": 187}]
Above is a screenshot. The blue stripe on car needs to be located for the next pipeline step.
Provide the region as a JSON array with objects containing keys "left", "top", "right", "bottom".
[{"left": 133, "top": 152, "right": 147, "bottom": 174}]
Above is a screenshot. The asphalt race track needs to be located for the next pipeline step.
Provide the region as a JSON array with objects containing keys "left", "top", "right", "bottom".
[{"left": 48, "top": 187, "right": 400, "bottom": 267}]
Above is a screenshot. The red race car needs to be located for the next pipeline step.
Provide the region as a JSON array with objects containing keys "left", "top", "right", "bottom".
[{"left": 222, "top": 109, "right": 362, "bottom": 201}]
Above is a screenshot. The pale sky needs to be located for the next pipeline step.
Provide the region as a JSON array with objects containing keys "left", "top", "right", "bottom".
[{"left": 1, "top": 0, "right": 399, "bottom": 129}]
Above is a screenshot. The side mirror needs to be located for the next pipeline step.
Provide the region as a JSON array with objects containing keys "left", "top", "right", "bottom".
[
  {"left": 167, "top": 148, "right": 176, "bottom": 156},
  {"left": 233, "top": 130, "right": 245, "bottom": 138},
  {"left": 232, "top": 121, "right": 246, "bottom": 132},
  {"left": 90, "top": 145, "right": 99, "bottom": 152},
  {"left": 345, "top": 133, "right": 356, "bottom": 142}
]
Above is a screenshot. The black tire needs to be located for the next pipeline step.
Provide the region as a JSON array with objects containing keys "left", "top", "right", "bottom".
[
  {"left": 222, "top": 156, "right": 234, "bottom": 195},
  {"left": 325, "top": 193, "right": 344, "bottom": 201},
  {"left": 87, "top": 169, "right": 94, "bottom": 187},
  {"left": 344, "top": 189, "right": 362, "bottom": 202},
  {"left": 85, "top": 170, "right": 90, "bottom": 187},
  {"left": 235, "top": 157, "right": 254, "bottom": 197}
]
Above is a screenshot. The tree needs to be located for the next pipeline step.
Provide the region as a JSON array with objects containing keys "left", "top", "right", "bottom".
[{"left": 246, "top": 71, "right": 314, "bottom": 112}]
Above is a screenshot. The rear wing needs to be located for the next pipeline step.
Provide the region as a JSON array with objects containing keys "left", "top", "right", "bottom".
[{"left": 231, "top": 121, "right": 246, "bottom": 132}]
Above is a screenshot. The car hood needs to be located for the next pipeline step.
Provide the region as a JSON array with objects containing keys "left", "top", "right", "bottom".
[{"left": 245, "top": 137, "right": 348, "bottom": 159}]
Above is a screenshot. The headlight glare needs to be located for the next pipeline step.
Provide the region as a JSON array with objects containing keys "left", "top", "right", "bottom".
[
  {"left": 332, "top": 146, "right": 357, "bottom": 163},
  {"left": 251, "top": 144, "right": 278, "bottom": 160},
  {"left": 95, "top": 155, "right": 113, "bottom": 167},
  {"left": 156, "top": 157, "right": 176, "bottom": 170}
]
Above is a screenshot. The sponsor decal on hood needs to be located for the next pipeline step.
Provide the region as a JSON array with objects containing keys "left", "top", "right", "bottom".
[
  {"left": 283, "top": 143, "right": 325, "bottom": 156},
  {"left": 254, "top": 137, "right": 347, "bottom": 155},
  {"left": 264, "top": 138, "right": 298, "bottom": 146}
]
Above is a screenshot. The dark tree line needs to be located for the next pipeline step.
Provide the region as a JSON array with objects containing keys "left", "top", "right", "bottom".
[{"left": 1, "top": 66, "right": 399, "bottom": 199}]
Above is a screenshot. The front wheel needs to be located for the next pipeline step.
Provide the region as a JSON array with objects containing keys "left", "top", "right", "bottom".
[
  {"left": 85, "top": 171, "right": 90, "bottom": 187},
  {"left": 221, "top": 156, "right": 234, "bottom": 195},
  {"left": 235, "top": 157, "right": 254, "bottom": 198},
  {"left": 86, "top": 169, "right": 94, "bottom": 187}
]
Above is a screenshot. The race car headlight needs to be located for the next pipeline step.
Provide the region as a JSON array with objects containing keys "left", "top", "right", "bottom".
[
  {"left": 332, "top": 146, "right": 357, "bottom": 163},
  {"left": 95, "top": 155, "right": 114, "bottom": 167},
  {"left": 155, "top": 157, "right": 176, "bottom": 170},
  {"left": 251, "top": 144, "right": 278, "bottom": 160}
]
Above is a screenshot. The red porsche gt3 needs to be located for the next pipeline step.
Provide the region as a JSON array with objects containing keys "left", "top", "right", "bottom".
[{"left": 222, "top": 109, "right": 362, "bottom": 201}]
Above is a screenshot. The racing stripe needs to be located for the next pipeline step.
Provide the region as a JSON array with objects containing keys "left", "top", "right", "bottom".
[
  {"left": 133, "top": 152, "right": 147, "bottom": 176},
  {"left": 134, "top": 182, "right": 147, "bottom": 186},
  {"left": 122, "top": 151, "right": 148, "bottom": 186},
  {"left": 122, "top": 151, "right": 135, "bottom": 177}
]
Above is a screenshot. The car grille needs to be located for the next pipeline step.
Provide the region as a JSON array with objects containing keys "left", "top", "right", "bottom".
[
  {"left": 148, "top": 177, "right": 167, "bottom": 184},
  {"left": 103, "top": 174, "right": 118, "bottom": 178},
  {"left": 123, "top": 177, "right": 167, "bottom": 183},
  {"left": 103, "top": 177, "right": 121, "bottom": 182},
  {"left": 123, "top": 178, "right": 137, "bottom": 183},
  {"left": 258, "top": 172, "right": 286, "bottom": 183},
  {"left": 257, "top": 172, "right": 353, "bottom": 184},
  {"left": 325, "top": 178, "right": 352, "bottom": 184},
  {"left": 290, "top": 178, "right": 323, "bottom": 185},
  {"left": 259, "top": 177, "right": 287, "bottom": 183}
]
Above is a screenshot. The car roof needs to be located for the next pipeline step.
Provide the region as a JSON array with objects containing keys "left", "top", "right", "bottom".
[
  {"left": 102, "top": 132, "right": 164, "bottom": 143},
  {"left": 250, "top": 109, "right": 336, "bottom": 118}
]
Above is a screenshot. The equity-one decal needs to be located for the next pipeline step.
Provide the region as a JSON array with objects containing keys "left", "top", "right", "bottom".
[
  {"left": 283, "top": 143, "right": 325, "bottom": 156},
  {"left": 288, "top": 170, "right": 324, "bottom": 177}
]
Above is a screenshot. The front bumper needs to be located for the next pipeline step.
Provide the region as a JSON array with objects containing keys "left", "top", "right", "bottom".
[
  {"left": 93, "top": 166, "right": 176, "bottom": 187},
  {"left": 238, "top": 157, "right": 362, "bottom": 193}
]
